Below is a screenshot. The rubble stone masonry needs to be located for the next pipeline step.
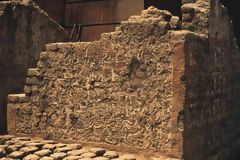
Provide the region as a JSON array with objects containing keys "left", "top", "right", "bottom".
[
  {"left": 6, "top": 0, "right": 240, "bottom": 159},
  {"left": 0, "top": 1, "right": 68, "bottom": 133}
]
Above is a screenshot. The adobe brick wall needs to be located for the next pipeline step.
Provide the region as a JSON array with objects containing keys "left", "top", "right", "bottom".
[{"left": 0, "top": 1, "right": 68, "bottom": 133}]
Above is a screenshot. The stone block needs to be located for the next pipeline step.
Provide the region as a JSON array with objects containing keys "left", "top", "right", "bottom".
[
  {"left": 39, "top": 52, "right": 49, "bottom": 60},
  {"left": 27, "top": 68, "right": 39, "bottom": 77},
  {"left": 7, "top": 104, "right": 16, "bottom": 134},
  {"left": 26, "top": 77, "right": 39, "bottom": 85},
  {"left": 170, "top": 16, "right": 181, "bottom": 29},
  {"left": 24, "top": 86, "right": 31, "bottom": 95},
  {"left": 45, "top": 43, "right": 59, "bottom": 51},
  {"left": 0, "top": 2, "right": 9, "bottom": 11},
  {"left": 8, "top": 94, "right": 25, "bottom": 103}
]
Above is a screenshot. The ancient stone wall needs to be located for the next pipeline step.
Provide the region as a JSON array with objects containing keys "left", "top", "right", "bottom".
[
  {"left": 6, "top": 0, "right": 240, "bottom": 159},
  {"left": 182, "top": 0, "right": 210, "bottom": 35},
  {"left": 0, "top": 1, "right": 68, "bottom": 133},
  {"left": 7, "top": 7, "right": 185, "bottom": 158},
  {"left": 183, "top": 0, "right": 240, "bottom": 159}
]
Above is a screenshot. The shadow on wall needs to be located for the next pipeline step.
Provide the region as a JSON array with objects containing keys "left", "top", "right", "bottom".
[
  {"left": 219, "top": 0, "right": 240, "bottom": 47},
  {"left": 0, "top": 1, "right": 68, "bottom": 134}
]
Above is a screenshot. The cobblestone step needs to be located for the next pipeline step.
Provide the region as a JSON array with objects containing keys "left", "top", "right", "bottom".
[{"left": 0, "top": 135, "right": 179, "bottom": 160}]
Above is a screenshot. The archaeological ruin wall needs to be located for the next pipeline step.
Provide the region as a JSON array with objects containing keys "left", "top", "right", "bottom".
[
  {"left": 7, "top": 7, "right": 185, "bottom": 158},
  {"left": 5, "top": 0, "right": 240, "bottom": 159},
  {"left": 182, "top": 0, "right": 240, "bottom": 159},
  {"left": 0, "top": 1, "right": 68, "bottom": 134}
]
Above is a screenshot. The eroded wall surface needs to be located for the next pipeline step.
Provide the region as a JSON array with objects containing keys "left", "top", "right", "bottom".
[
  {"left": 0, "top": 1, "right": 68, "bottom": 133},
  {"left": 184, "top": 0, "right": 240, "bottom": 159},
  {"left": 7, "top": 7, "right": 185, "bottom": 157}
]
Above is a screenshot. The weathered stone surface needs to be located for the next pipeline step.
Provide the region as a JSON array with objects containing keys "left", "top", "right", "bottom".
[
  {"left": 5, "top": 1, "right": 240, "bottom": 160},
  {"left": 39, "top": 157, "right": 54, "bottom": 160},
  {"left": 80, "top": 152, "right": 97, "bottom": 159},
  {"left": 0, "top": 0, "right": 68, "bottom": 134},
  {"left": 0, "top": 136, "right": 14, "bottom": 145},
  {"left": 23, "top": 154, "right": 40, "bottom": 160},
  {"left": 20, "top": 146, "right": 39, "bottom": 154},
  {"left": 8, "top": 151, "right": 25, "bottom": 159},
  {"left": 12, "top": 137, "right": 31, "bottom": 141},
  {"left": 67, "top": 149, "right": 88, "bottom": 156},
  {"left": 103, "top": 151, "right": 119, "bottom": 159},
  {"left": 66, "top": 144, "right": 82, "bottom": 150},
  {"left": 6, "top": 145, "right": 23, "bottom": 153},
  {"left": 42, "top": 144, "right": 56, "bottom": 151},
  {"left": 93, "top": 157, "right": 109, "bottom": 160},
  {"left": 89, "top": 148, "right": 105, "bottom": 156},
  {"left": 54, "top": 147, "right": 72, "bottom": 153},
  {"left": 0, "top": 148, "right": 6, "bottom": 157},
  {"left": 0, "top": 158, "right": 13, "bottom": 160},
  {"left": 50, "top": 152, "right": 67, "bottom": 160},
  {"left": 119, "top": 154, "right": 136, "bottom": 160},
  {"left": 25, "top": 142, "right": 44, "bottom": 149},
  {"left": 14, "top": 6, "right": 174, "bottom": 154},
  {"left": 63, "top": 156, "right": 82, "bottom": 160},
  {"left": 54, "top": 144, "right": 67, "bottom": 148},
  {"left": 0, "top": 146, "right": 7, "bottom": 150},
  {"left": 34, "top": 149, "right": 52, "bottom": 157}
]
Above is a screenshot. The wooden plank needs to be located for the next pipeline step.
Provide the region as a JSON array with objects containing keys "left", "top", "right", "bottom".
[{"left": 65, "top": 0, "right": 144, "bottom": 26}]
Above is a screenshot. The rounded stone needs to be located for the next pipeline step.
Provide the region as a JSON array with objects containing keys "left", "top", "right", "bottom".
[
  {"left": 41, "top": 140, "right": 55, "bottom": 144},
  {"left": 42, "top": 144, "right": 56, "bottom": 151},
  {"left": 39, "top": 157, "right": 54, "bottom": 160},
  {"left": 5, "top": 140, "right": 19, "bottom": 145},
  {"left": 50, "top": 152, "right": 67, "bottom": 160},
  {"left": 54, "top": 147, "right": 72, "bottom": 153},
  {"left": 34, "top": 149, "right": 52, "bottom": 157},
  {"left": 67, "top": 149, "right": 88, "bottom": 156},
  {"left": 0, "top": 158, "right": 14, "bottom": 160},
  {"left": 80, "top": 152, "right": 97, "bottom": 158},
  {"left": 120, "top": 154, "right": 136, "bottom": 160},
  {"left": 66, "top": 144, "right": 82, "bottom": 150},
  {"left": 63, "top": 156, "right": 82, "bottom": 160},
  {"left": 23, "top": 154, "right": 40, "bottom": 160},
  {"left": 6, "top": 145, "right": 23, "bottom": 153},
  {"left": 0, "top": 135, "right": 15, "bottom": 145},
  {"left": 0, "top": 145, "right": 7, "bottom": 150},
  {"left": 16, "top": 141, "right": 32, "bottom": 146},
  {"left": 54, "top": 144, "right": 67, "bottom": 148},
  {"left": 12, "top": 137, "right": 31, "bottom": 141},
  {"left": 104, "top": 151, "right": 119, "bottom": 159},
  {"left": 20, "top": 146, "right": 39, "bottom": 154},
  {"left": 8, "top": 151, "right": 25, "bottom": 159},
  {"left": 89, "top": 148, "right": 105, "bottom": 156},
  {"left": 25, "top": 142, "right": 44, "bottom": 149},
  {"left": 93, "top": 157, "right": 109, "bottom": 160},
  {"left": 40, "top": 157, "right": 53, "bottom": 160},
  {"left": 0, "top": 148, "right": 6, "bottom": 157}
]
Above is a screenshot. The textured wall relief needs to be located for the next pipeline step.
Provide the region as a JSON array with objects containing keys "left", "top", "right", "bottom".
[{"left": 11, "top": 6, "right": 181, "bottom": 151}]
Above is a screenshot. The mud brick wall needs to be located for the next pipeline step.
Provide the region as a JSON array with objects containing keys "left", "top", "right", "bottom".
[
  {"left": 0, "top": 1, "right": 68, "bottom": 133},
  {"left": 7, "top": 7, "right": 185, "bottom": 157},
  {"left": 183, "top": 0, "right": 240, "bottom": 159}
]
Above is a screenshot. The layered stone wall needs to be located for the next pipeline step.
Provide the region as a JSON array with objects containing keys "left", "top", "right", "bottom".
[
  {"left": 0, "top": 1, "right": 68, "bottom": 133},
  {"left": 183, "top": 0, "right": 240, "bottom": 159}
]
